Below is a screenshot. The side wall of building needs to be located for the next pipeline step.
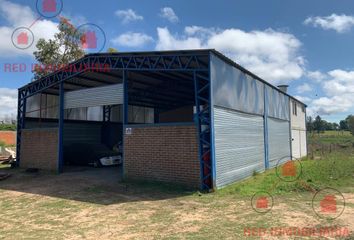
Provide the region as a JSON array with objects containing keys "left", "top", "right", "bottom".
[
  {"left": 290, "top": 99, "right": 307, "bottom": 158},
  {"left": 211, "top": 53, "right": 292, "bottom": 188},
  {"left": 123, "top": 124, "right": 200, "bottom": 188}
]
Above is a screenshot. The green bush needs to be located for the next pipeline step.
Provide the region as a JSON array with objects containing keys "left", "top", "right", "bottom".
[{"left": 0, "top": 124, "right": 16, "bottom": 131}]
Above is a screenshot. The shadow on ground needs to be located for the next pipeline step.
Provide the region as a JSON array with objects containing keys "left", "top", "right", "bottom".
[{"left": 0, "top": 166, "right": 195, "bottom": 205}]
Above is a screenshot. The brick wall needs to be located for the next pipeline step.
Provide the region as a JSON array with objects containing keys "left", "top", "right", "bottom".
[
  {"left": 0, "top": 131, "right": 16, "bottom": 145},
  {"left": 124, "top": 124, "right": 200, "bottom": 188},
  {"left": 20, "top": 128, "right": 58, "bottom": 171}
]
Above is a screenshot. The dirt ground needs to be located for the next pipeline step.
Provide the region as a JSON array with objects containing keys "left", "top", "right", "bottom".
[
  {"left": 0, "top": 131, "right": 16, "bottom": 146},
  {"left": 0, "top": 167, "right": 353, "bottom": 240}
]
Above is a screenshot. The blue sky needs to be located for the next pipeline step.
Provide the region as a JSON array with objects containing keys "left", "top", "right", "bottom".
[{"left": 0, "top": 0, "right": 354, "bottom": 122}]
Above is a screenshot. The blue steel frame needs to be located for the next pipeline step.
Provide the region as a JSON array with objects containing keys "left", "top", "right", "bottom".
[
  {"left": 103, "top": 105, "right": 112, "bottom": 122},
  {"left": 16, "top": 90, "right": 26, "bottom": 166},
  {"left": 58, "top": 82, "right": 64, "bottom": 173},
  {"left": 193, "top": 70, "right": 213, "bottom": 190},
  {"left": 16, "top": 51, "right": 214, "bottom": 190}
]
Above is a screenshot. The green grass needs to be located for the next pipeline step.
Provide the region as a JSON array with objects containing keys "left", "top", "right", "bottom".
[
  {"left": 216, "top": 150, "right": 354, "bottom": 197},
  {"left": 216, "top": 132, "right": 354, "bottom": 197},
  {"left": 308, "top": 130, "right": 354, "bottom": 145}
]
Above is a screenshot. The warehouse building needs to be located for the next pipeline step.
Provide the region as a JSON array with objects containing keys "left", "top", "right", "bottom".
[{"left": 16, "top": 49, "right": 307, "bottom": 191}]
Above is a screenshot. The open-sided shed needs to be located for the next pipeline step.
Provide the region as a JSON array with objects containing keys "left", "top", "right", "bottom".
[{"left": 17, "top": 49, "right": 307, "bottom": 191}]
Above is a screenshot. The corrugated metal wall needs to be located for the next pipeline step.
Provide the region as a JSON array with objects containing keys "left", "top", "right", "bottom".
[
  {"left": 267, "top": 117, "right": 291, "bottom": 168},
  {"left": 214, "top": 107, "right": 265, "bottom": 188},
  {"left": 211, "top": 52, "right": 293, "bottom": 188},
  {"left": 64, "top": 84, "right": 124, "bottom": 109}
]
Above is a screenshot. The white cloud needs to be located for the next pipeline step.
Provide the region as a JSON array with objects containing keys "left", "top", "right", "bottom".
[
  {"left": 310, "top": 95, "right": 353, "bottom": 115},
  {"left": 306, "top": 70, "right": 327, "bottom": 82},
  {"left": 156, "top": 26, "right": 305, "bottom": 84},
  {"left": 160, "top": 7, "right": 179, "bottom": 23},
  {"left": 0, "top": 88, "right": 17, "bottom": 122},
  {"left": 111, "top": 32, "right": 153, "bottom": 47},
  {"left": 323, "top": 69, "right": 354, "bottom": 96},
  {"left": 304, "top": 14, "right": 354, "bottom": 33},
  {"left": 296, "top": 83, "right": 312, "bottom": 93},
  {"left": 307, "top": 69, "right": 354, "bottom": 115},
  {"left": 0, "top": 0, "right": 58, "bottom": 57},
  {"left": 156, "top": 27, "right": 203, "bottom": 50},
  {"left": 185, "top": 26, "right": 218, "bottom": 39},
  {"left": 115, "top": 9, "right": 143, "bottom": 24}
]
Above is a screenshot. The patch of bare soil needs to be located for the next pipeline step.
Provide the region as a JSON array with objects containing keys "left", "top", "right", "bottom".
[{"left": 1, "top": 169, "right": 353, "bottom": 240}]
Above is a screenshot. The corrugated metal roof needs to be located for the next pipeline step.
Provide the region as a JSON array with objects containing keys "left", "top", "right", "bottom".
[{"left": 21, "top": 49, "right": 306, "bottom": 107}]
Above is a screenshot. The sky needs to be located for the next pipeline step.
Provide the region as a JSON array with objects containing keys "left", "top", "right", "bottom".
[{"left": 0, "top": 0, "right": 354, "bottom": 123}]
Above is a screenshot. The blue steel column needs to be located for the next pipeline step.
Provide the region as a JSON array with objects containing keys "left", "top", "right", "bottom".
[
  {"left": 16, "top": 90, "right": 26, "bottom": 167},
  {"left": 103, "top": 106, "right": 111, "bottom": 122},
  {"left": 57, "top": 82, "right": 64, "bottom": 173},
  {"left": 193, "top": 69, "right": 213, "bottom": 191},
  {"left": 122, "top": 70, "right": 128, "bottom": 177},
  {"left": 194, "top": 71, "right": 203, "bottom": 189},
  {"left": 209, "top": 57, "right": 216, "bottom": 190},
  {"left": 123, "top": 70, "right": 128, "bottom": 124},
  {"left": 103, "top": 106, "right": 107, "bottom": 122},
  {"left": 154, "top": 108, "right": 159, "bottom": 123},
  {"left": 263, "top": 86, "right": 269, "bottom": 169}
]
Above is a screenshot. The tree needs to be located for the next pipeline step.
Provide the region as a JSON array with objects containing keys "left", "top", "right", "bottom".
[
  {"left": 339, "top": 120, "right": 348, "bottom": 130},
  {"left": 313, "top": 115, "right": 323, "bottom": 134},
  {"left": 306, "top": 116, "right": 314, "bottom": 132},
  {"left": 107, "top": 47, "right": 118, "bottom": 53},
  {"left": 347, "top": 115, "right": 354, "bottom": 135},
  {"left": 33, "top": 17, "right": 85, "bottom": 79}
]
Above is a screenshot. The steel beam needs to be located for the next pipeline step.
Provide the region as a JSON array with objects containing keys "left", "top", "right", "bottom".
[
  {"left": 57, "top": 82, "right": 64, "bottom": 173},
  {"left": 103, "top": 105, "right": 112, "bottom": 122},
  {"left": 19, "top": 53, "right": 209, "bottom": 100},
  {"left": 194, "top": 71, "right": 213, "bottom": 191},
  {"left": 15, "top": 90, "right": 26, "bottom": 166}
]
